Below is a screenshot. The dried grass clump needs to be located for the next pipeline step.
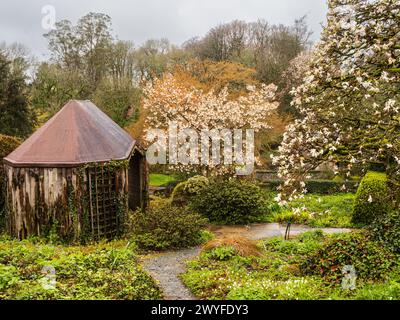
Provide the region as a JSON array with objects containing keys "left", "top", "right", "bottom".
[{"left": 202, "top": 235, "right": 262, "bottom": 257}]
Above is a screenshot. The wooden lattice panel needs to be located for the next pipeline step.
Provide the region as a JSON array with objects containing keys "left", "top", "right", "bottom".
[{"left": 88, "top": 166, "right": 118, "bottom": 239}]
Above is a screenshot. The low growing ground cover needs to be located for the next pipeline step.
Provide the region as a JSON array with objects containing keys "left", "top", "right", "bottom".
[
  {"left": 0, "top": 236, "right": 162, "bottom": 300},
  {"left": 181, "top": 230, "right": 400, "bottom": 300}
]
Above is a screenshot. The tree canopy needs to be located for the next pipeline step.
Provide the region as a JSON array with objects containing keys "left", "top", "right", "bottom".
[{"left": 273, "top": 0, "right": 400, "bottom": 204}]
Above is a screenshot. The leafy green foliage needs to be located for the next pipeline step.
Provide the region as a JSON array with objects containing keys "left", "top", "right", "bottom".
[
  {"left": 301, "top": 231, "right": 396, "bottom": 283},
  {"left": 204, "top": 246, "right": 237, "bottom": 261},
  {"left": 263, "top": 230, "right": 325, "bottom": 256},
  {"left": 31, "top": 64, "right": 91, "bottom": 121},
  {"left": 352, "top": 171, "right": 389, "bottom": 225},
  {"left": 128, "top": 203, "right": 208, "bottom": 250},
  {"left": 369, "top": 211, "right": 400, "bottom": 255},
  {"left": 0, "top": 237, "right": 161, "bottom": 300},
  {"left": 0, "top": 53, "right": 35, "bottom": 137},
  {"left": 190, "top": 179, "right": 269, "bottom": 224},
  {"left": 0, "top": 134, "right": 21, "bottom": 230},
  {"left": 92, "top": 78, "right": 142, "bottom": 127}
]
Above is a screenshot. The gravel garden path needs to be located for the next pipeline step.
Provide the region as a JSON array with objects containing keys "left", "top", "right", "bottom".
[{"left": 141, "top": 223, "right": 352, "bottom": 300}]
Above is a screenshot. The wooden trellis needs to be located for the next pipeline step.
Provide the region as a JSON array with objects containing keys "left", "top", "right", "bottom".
[{"left": 88, "top": 165, "right": 119, "bottom": 239}]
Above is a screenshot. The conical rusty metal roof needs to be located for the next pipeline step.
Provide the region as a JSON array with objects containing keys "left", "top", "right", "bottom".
[{"left": 4, "top": 100, "right": 136, "bottom": 167}]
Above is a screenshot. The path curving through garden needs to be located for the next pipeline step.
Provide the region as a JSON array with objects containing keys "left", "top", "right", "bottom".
[{"left": 141, "top": 223, "right": 352, "bottom": 300}]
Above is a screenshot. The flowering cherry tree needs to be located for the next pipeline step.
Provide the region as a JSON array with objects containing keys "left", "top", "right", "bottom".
[
  {"left": 273, "top": 0, "right": 400, "bottom": 204},
  {"left": 142, "top": 73, "right": 279, "bottom": 175}
]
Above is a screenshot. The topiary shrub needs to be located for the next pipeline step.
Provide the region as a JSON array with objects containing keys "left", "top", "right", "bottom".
[
  {"left": 300, "top": 231, "right": 396, "bottom": 284},
  {"left": 352, "top": 171, "right": 389, "bottom": 225},
  {"left": 171, "top": 175, "right": 209, "bottom": 206},
  {"left": 0, "top": 134, "right": 21, "bottom": 230},
  {"left": 190, "top": 179, "right": 268, "bottom": 224},
  {"left": 128, "top": 203, "right": 209, "bottom": 251}
]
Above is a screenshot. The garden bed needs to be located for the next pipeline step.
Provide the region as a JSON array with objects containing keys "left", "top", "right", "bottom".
[
  {"left": 0, "top": 236, "right": 162, "bottom": 300},
  {"left": 181, "top": 231, "right": 400, "bottom": 300}
]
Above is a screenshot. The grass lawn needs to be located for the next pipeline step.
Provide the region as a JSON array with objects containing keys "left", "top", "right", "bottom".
[
  {"left": 181, "top": 231, "right": 400, "bottom": 300},
  {"left": 265, "top": 193, "right": 356, "bottom": 228},
  {"left": 0, "top": 236, "right": 162, "bottom": 300},
  {"left": 149, "top": 173, "right": 177, "bottom": 187}
]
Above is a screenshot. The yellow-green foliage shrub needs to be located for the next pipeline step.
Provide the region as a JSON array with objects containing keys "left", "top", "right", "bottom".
[{"left": 171, "top": 175, "right": 209, "bottom": 206}]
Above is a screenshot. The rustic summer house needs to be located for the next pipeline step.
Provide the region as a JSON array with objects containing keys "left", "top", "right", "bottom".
[{"left": 3, "top": 100, "right": 148, "bottom": 240}]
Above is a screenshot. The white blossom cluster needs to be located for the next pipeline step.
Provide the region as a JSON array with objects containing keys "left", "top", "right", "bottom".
[
  {"left": 273, "top": 0, "right": 400, "bottom": 205},
  {"left": 143, "top": 74, "right": 279, "bottom": 175}
]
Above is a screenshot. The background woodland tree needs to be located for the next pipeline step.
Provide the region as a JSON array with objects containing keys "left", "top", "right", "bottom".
[
  {"left": 2, "top": 11, "right": 313, "bottom": 165},
  {"left": 0, "top": 50, "right": 35, "bottom": 137}
]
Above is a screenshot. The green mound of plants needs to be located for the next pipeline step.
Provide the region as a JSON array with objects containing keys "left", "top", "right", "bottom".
[
  {"left": 190, "top": 179, "right": 269, "bottom": 224},
  {"left": 300, "top": 231, "right": 396, "bottom": 283},
  {"left": 171, "top": 175, "right": 209, "bottom": 206},
  {"left": 369, "top": 211, "right": 400, "bottom": 255},
  {"left": 128, "top": 202, "right": 210, "bottom": 250},
  {"left": 352, "top": 171, "right": 390, "bottom": 225}
]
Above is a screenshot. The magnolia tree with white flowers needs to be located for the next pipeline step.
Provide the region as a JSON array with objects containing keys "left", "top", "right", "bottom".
[
  {"left": 273, "top": 0, "right": 400, "bottom": 205},
  {"left": 143, "top": 74, "right": 279, "bottom": 175}
]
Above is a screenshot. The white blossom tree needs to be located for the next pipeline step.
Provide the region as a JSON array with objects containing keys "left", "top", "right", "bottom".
[
  {"left": 143, "top": 73, "right": 279, "bottom": 175},
  {"left": 273, "top": 0, "right": 400, "bottom": 204}
]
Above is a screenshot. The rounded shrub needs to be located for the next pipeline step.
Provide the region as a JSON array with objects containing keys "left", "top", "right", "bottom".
[
  {"left": 190, "top": 179, "right": 268, "bottom": 224},
  {"left": 352, "top": 171, "right": 389, "bottom": 225},
  {"left": 171, "top": 175, "right": 209, "bottom": 206},
  {"left": 128, "top": 203, "right": 209, "bottom": 251}
]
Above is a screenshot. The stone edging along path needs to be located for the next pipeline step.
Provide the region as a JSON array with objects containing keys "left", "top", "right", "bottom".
[{"left": 141, "top": 223, "right": 352, "bottom": 300}]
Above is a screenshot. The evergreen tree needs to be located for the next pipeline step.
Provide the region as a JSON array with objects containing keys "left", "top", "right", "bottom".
[{"left": 0, "top": 52, "right": 35, "bottom": 137}]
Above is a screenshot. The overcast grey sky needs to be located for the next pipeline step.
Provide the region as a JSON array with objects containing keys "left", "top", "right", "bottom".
[{"left": 0, "top": 0, "right": 328, "bottom": 60}]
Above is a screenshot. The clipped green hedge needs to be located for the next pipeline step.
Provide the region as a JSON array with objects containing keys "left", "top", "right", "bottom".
[
  {"left": 352, "top": 171, "right": 389, "bottom": 225},
  {"left": 261, "top": 180, "right": 359, "bottom": 194}
]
